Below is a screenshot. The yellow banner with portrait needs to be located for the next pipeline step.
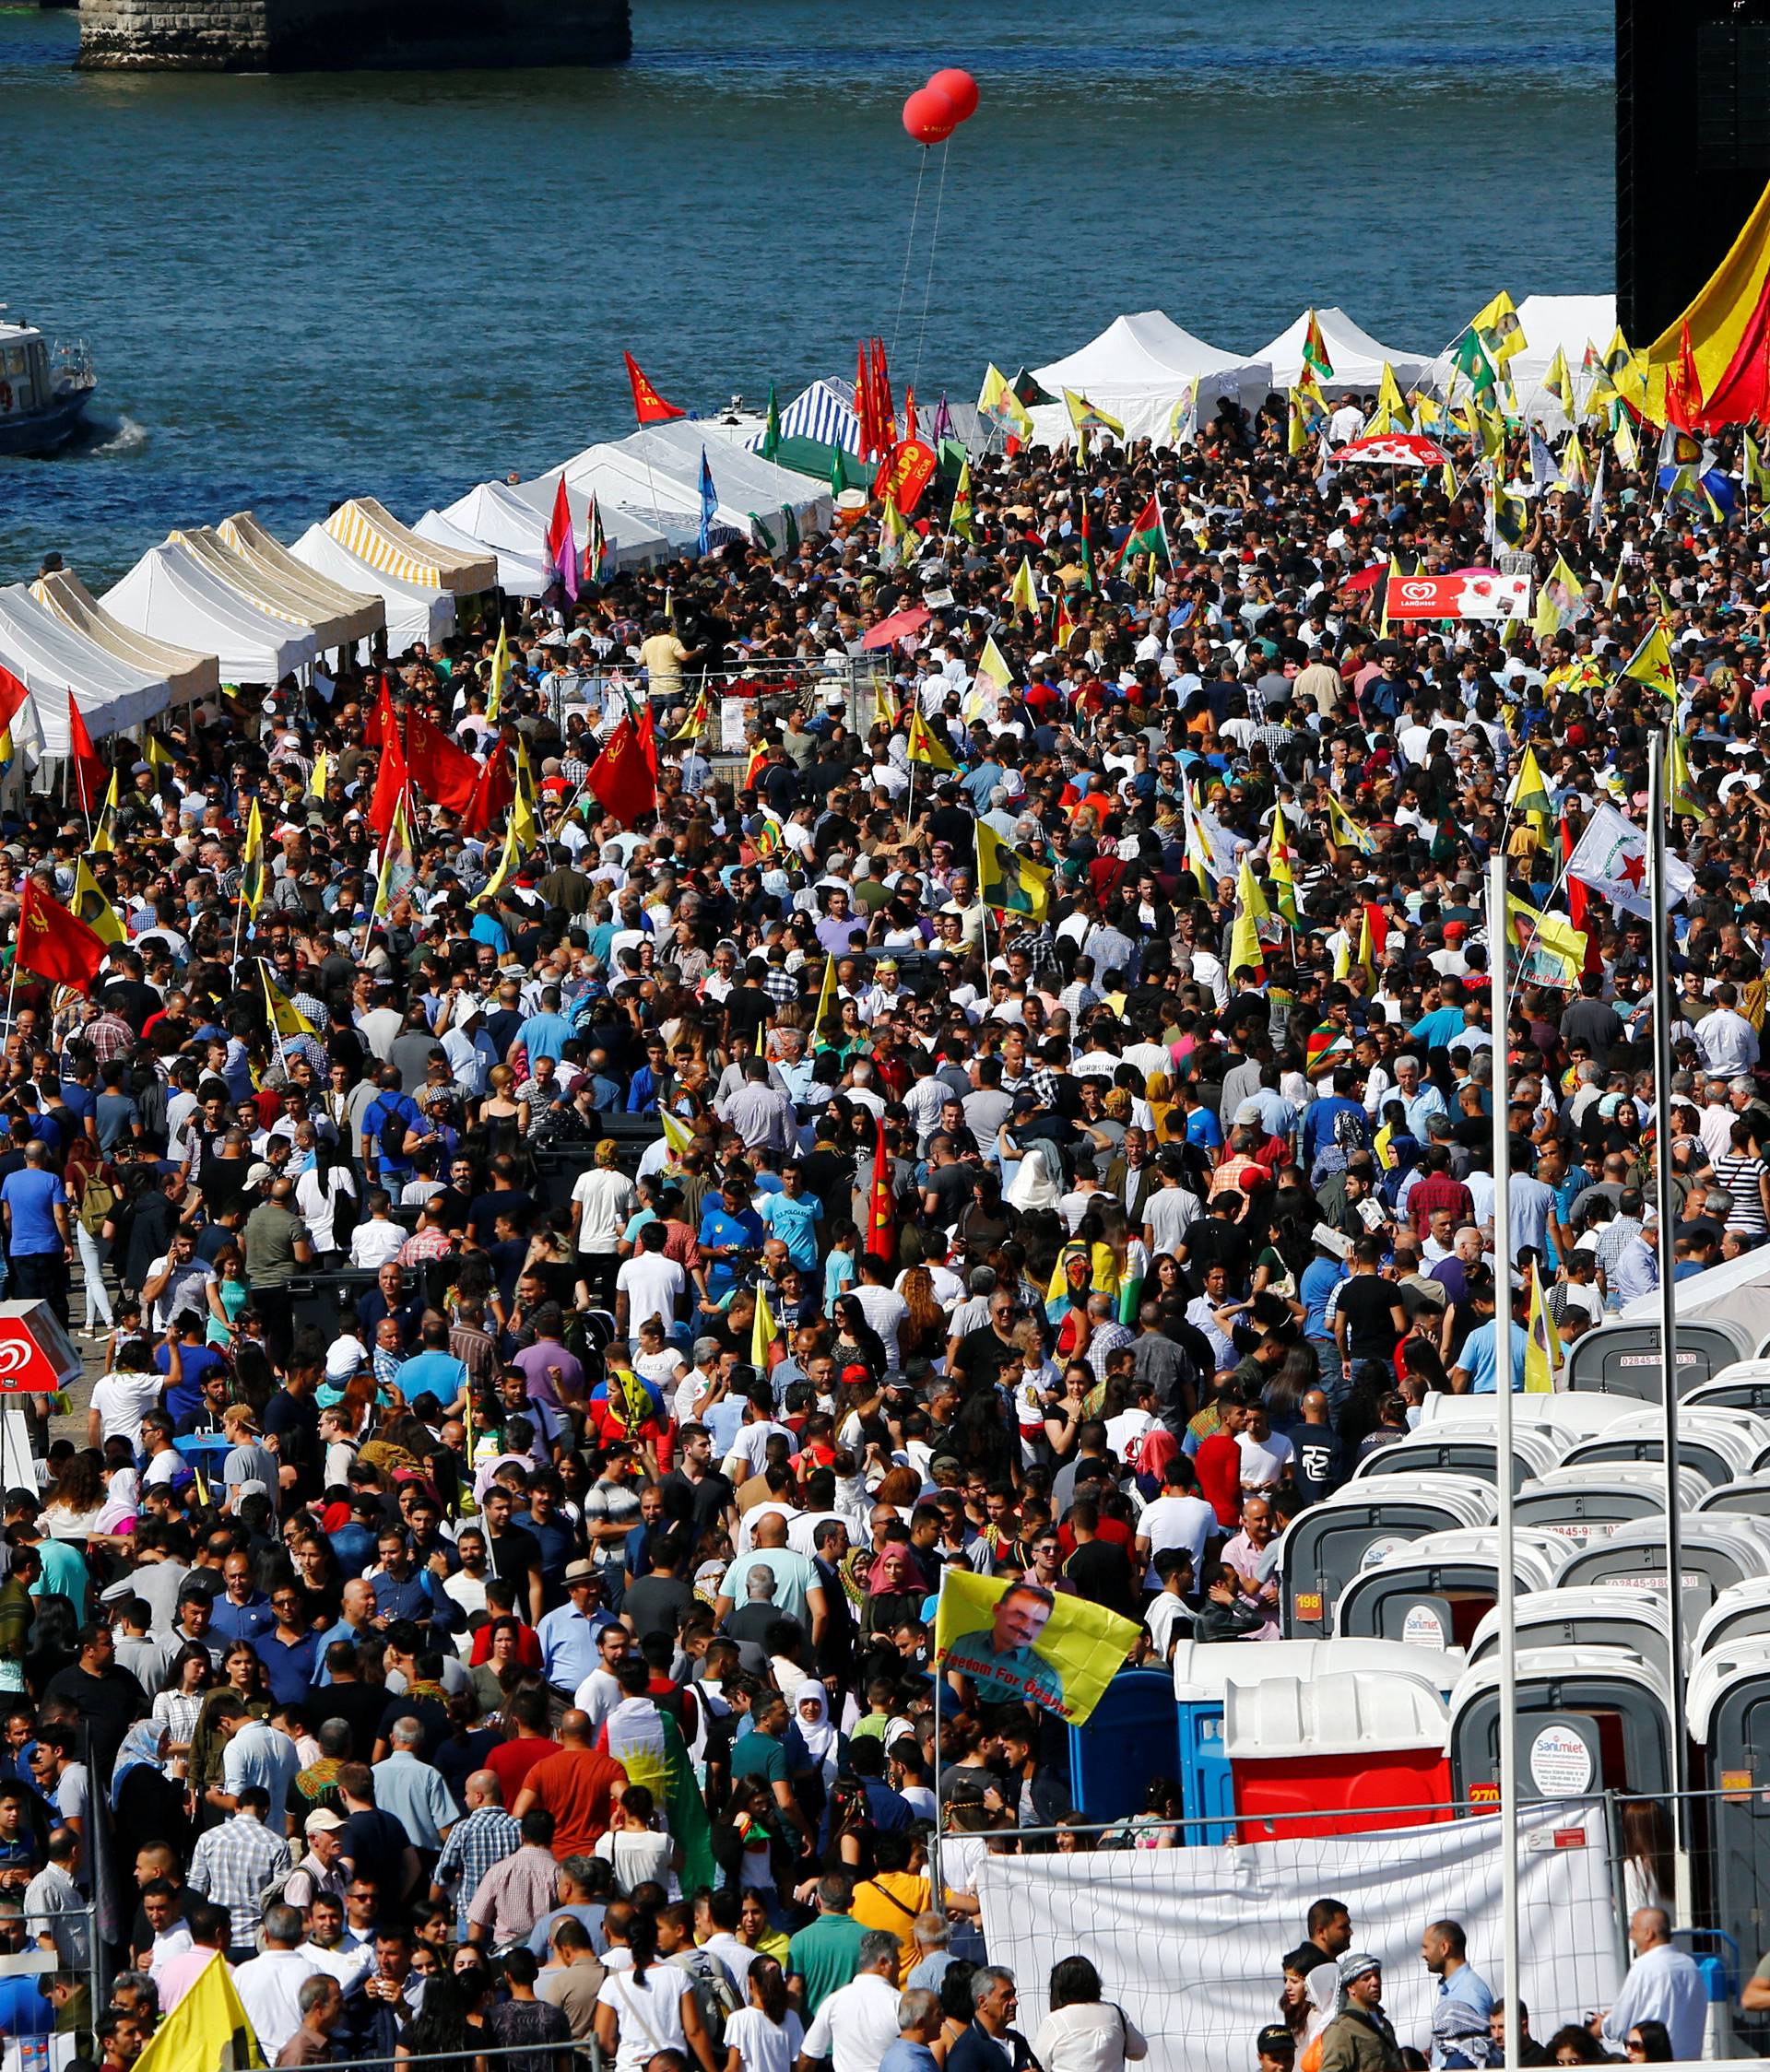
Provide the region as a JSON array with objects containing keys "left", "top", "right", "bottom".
[{"left": 932, "top": 1570, "right": 1140, "bottom": 1725}]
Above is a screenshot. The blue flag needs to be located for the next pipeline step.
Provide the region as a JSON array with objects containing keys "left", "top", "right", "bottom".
[{"left": 698, "top": 447, "right": 717, "bottom": 558}]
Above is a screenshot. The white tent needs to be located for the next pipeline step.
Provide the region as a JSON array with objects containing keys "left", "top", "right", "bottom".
[
  {"left": 30, "top": 570, "right": 218, "bottom": 706},
  {"left": 610, "top": 424, "right": 833, "bottom": 543},
  {"left": 168, "top": 528, "right": 353, "bottom": 653},
  {"left": 1509, "top": 295, "right": 1617, "bottom": 394},
  {"left": 508, "top": 467, "right": 672, "bottom": 573},
  {"left": 216, "top": 514, "right": 385, "bottom": 647},
  {"left": 0, "top": 584, "right": 171, "bottom": 760},
  {"left": 421, "top": 482, "right": 551, "bottom": 597},
  {"left": 323, "top": 499, "right": 494, "bottom": 596},
  {"left": 1029, "top": 312, "right": 1275, "bottom": 443},
  {"left": 289, "top": 524, "right": 454, "bottom": 654},
  {"left": 1622, "top": 1245, "right": 1770, "bottom": 1350},
  {"left": 1258, "top": 307, "right": 1431, "bottom": 395},
  {"left": 102, "top": 539, "right": 316, "bottom": 686}
]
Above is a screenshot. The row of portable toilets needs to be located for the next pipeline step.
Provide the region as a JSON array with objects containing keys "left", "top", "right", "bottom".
[{"left": 1065, "top": 1315, "right": 1770, "bottom": 2017}]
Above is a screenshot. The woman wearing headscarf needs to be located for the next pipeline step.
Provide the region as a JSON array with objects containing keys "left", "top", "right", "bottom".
[
  {"left": 857, "top": 1547, "right": 925, "bottom": 1644},
  {"left": 112, "top": 1718, "right": 190, "bottom": 1865}
]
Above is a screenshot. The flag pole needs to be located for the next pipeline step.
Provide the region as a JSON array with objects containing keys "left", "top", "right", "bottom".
[
  {"left": 1487, "top": 851, "right": 1522, "bottom": 2072},
  {"left": 1648, "top": 741, "right": 1693, "bottom": 1918}
]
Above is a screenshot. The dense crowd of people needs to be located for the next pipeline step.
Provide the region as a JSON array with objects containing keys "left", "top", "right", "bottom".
[{"left": 0, "top": 380, "right": 1751, "bottom": 2072}]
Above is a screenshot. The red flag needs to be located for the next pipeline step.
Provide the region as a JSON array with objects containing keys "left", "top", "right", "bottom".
[
  {"left": 855, "top": 339, "right": 876, "bottom": 459},
  {"left": 366, "top": 707, "right": 408, "bottom": 841},
  {"left": 871, "top": 338, "right": 895, "bottom": 444},
  {"left": 0, "top": 664, "right": 30, "bottom": 741},
  {"left": 361, "top": 675, "right": 393, "bottom": 747},
  {"left": 1361, "top": 901, "right": 1389, "bottom": 962},
  {"left": 903, "top": 386, "right": 918, "bottom": 445},
  {"left": 586, "top": 712, "right": 657, "bottom": 829},
  {"left": 1668, "top": 322, "right": 1704, "bottom": 435},
  {"left": 67, "top": 692, "right": 105, "bottom": 817},
  {"left": 405, "top": 709, "right": 480, "bottom": 816},
  {"left": 623, "top": 351, "right": 685, "bottom": 425},
  {"left": 16, "top": 877, "right": 106, "bottom": 995},
  {"left": 545, "top": 478, "right": 578, "bottom": 602},
  {"left": 1562, "top": 815, "right": 1601, "bottom": 972},
  {"left": 461, "top": 745, "right": 517, "bottom": 839},
  {"left": 867, "top": 1114, "right": 897, "bottom": 1264}
]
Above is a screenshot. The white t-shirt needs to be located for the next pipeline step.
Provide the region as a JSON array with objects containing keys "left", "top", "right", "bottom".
[
  {"left": 724, "top": 2007, "right": 804, "bottom": 2072},
  {"left": 88, "top": 1370, "right": 164, "bottom": 1448},
  {"left": 592, "top": 1826, "right": 677, "bottom": 1897},
  {"left": 349, "top": 1219, "right": 405, "bottom": 1269},
  {"left": 615, "top": 1254, "right": 687, "bottom": 1330},
  {"left": 1237, "top": 1430, "right": 1294, "bottom": 1489},
  {"left": 596, "top": 1965, "right": 689, "bottom": 2072},
  {"left": 1135, "top": 1493, "right": 1217, "bottom": 1585},
  {"left": 573, "top": 1169, "right": 638, "bottom": 1255},
  {"left": 850, "top": 1285, "right": 908, "bottom": 1367}
]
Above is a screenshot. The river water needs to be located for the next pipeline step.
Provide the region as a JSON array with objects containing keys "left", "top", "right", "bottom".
[{"left": 0, "top": 0, "right": 1611, "bottom": 586}]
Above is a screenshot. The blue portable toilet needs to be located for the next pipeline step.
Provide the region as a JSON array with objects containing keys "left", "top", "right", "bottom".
[
  {"left": 1168, "top": 1638, "right": 1464, "bottom": 1844},
  {"left": 1064, "top": 1669, "right": 1176, "bottom": 1826}
]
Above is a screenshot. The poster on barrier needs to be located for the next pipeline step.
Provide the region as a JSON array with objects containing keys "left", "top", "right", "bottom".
[{"left": 974, "top": 1803, "right": 1622, "bottom": 2072}]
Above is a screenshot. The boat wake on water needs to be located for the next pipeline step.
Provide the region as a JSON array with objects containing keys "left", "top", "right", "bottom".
[{"left": 62, "top": 411, "right": 148, "bottom": 458}]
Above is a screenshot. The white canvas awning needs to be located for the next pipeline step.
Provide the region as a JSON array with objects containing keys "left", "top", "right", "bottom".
[
  {"left": 1029, "top": 312, "right": 1275, "bottom": 442},
  {"left": 216, "top": 513, "right": 385, "bottom": 646},
  {"left": 289, "top": 524, "right": 454, "bottom": 654},
  {"left": 167, "top": 528, "right": 353, "bottom": 652},
  {"left": 324, "top": 498, "right": 494, "bottom": 596},
  {"left": 30, "top": 570, "right": 218, "bottom": 706},
  {"left": 0, "top": 583, "right": 171, "bottom": 760},
  {"left": 102, "top": 539, "right": 317, "bottom": 687},
  {"left": 609, "top": 424, "right": 833, "bottom": 544},
  {"left": 1258, "top": 307, "right": 1432, "bottom": 394},
  {"left": 423, "top": 481, "right": 552, "bottom": 596}
]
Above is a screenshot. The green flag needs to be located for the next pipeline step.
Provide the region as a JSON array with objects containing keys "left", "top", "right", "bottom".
[
  {"left": 749, "top": 512, "right": 776, "bottom": 554},
  {"left": 761, "top": 383, "right": 781, "bottom": 461},
  {"left": 830, "top": 449, "right": 844, "bottom": 500},
  {"left": 1449, "top": 329, "right": 1497, "bottom": 398},
  {"left": 784, "top": 502, "right": 799, "bottom": 551}
]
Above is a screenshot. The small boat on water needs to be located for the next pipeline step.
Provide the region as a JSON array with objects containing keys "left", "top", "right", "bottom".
[{"left": 0, "top": 309, "right": 95, "bottom": 457}]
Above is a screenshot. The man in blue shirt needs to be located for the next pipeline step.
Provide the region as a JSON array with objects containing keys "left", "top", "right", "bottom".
[
  {"left": 1, "top": 1140, "right": 69, "bottom": 1317},
  {"left": 535, "top": 1560, "right": 615, "bottom": 1694},
  {"left": 759, "top": 1163, "right": 821, "bottom": 1271},
  {"left": 1449, "top": 1275, "right": 1527, "bottom": 1395},
  {"left": 360, "top": 1069, "right": 422, "bottom": 1189},
  {"left": 370, "top": 1529, "right": 455, "bottom": 1637},
  {"left": 514, "top": 987, "right": 573, "bottom": 1065},
  {"left": 698, "top": 1174, "right": 765, "bottom": 1306}
]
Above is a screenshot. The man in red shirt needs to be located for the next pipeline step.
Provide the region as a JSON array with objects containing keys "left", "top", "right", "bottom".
[
  {"left": 1406, "top": 1145, "right": 1474, "bottom": 1241},
  {"left": 1195, "top": 1395, "right": 1250, "bottom": 1529},
  {"left": 510, "top": 1709, "right": 627, "bottom": 1859},
  {"left": 482, "top": 1685, "right": 559, "bottom": 1806}
]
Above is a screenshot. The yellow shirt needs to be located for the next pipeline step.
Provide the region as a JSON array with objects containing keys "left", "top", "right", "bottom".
[{"left": 850, "top": 1870, "right": 932, "bottom": 1979}]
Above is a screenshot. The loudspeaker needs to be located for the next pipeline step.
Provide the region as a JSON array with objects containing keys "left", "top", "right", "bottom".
[{"left": 1618, "top": 0, "right": 1770, "bottom": 341}]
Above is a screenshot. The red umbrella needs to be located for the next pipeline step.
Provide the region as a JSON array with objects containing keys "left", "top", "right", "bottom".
[
  {"left": 1336, "top": 432, "right": 1452, "bottom": 468},
  {"left": 861, "top": 606, "right": 930, "bottom": 651}
]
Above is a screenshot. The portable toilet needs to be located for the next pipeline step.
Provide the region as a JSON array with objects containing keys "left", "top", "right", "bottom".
[
  {"left": 1468, "top": 1587, "right": 1679, "bottom": 1686},
  {"left": 1169, "top": 1637, "right": 1464, "bottom": 1844},
  {"left": 1560, "top": 1516, "right": 1770, "bottom": 1630},
  {"left": 1351, "top": 1421, "right": 1568, "bottom": 1493},
  {"left": 1332, "top": 1528, "right": 1573, "bottom": 1652},
  {"left": 1418, "top": 1392, "right": 1648, "bottom": 1438},
  {"left": 1278, "top": 1475, "right": 1496, "bottom": 1640},
  {"left": 1693, "top": 1579, "right": 1770, "bottom": 1661},
  {"left": 1227, "top": 1667, "right": 1453, "bottom": 1839},
  {"left": 1690, "top": 1363, "right": 1770, "bottom": 1416},
  {"left": 1563, "top": 1318, "right": 1750, "bottom": 1397},
  {"left": 1559, "top": 1407, "right": 1770, "bottom": 1489},
  {"left": 1064, "top": 1668, "right": 1177, "bottom": 1826},
  {"left": 1684, "top": 1636, "right": 1770, "bottom": 2015},
  {"left": 1449, "top": 1644, "right": 1676, "bottom": 1806},
  {"left": 1514, "top": 1465, "right": 1710, "bottom": 1550},
  {"left": 1697, "top": 1477, "right": 1770, "bottom": 1524}
]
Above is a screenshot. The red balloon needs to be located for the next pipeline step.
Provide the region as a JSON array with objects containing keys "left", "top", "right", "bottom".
[
  {"left": 902, "top": 84, "right": 957, "bottom": 146},
  {"left": 927, "top": 67, "right": 978, "bottom": 123}
]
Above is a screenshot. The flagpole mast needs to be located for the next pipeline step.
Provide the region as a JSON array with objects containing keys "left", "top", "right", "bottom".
[{"left": 1647, "top": 742, "right": 1693, "bottom": 1918}]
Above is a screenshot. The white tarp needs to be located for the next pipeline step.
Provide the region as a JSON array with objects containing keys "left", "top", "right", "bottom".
[
  {"left": 289, "top": 524, "right": 453, "bottom": 655},
  {"left": 1029, "top": 312, "right": 1275, "bottom": 442},
  {"left": 30, "top": 571, "right": 218, "bottom": 706},
  {"left": 513, "top": 446, "right": 757, "bottom": 563},
  {"left": 1259, "top": 306, "right": 1431, "bottom": 394},
  {"left": 425, "top": 482, "right": 552, "bottom": 596},
  {"left": 508, "top": 467, "right": 671, "bottom": 572},
  {"left": 609, "top": 423, "right": 834, "bottom": 543},
  {"left": 168, "top": 528, "right": 350, "bottom": 652},
  {"left": 974, "top": 1804, "right": 1621, "bottom": 2072},
  {"left": 101, "top": 540, "right": 316, "bottom": 687},
  {"left": 216, "top": 513, "right": 385, "bottom": 647},
  {"left": 1622, "top": 1243, "right": 1770, "bottom": 1350},
  {"left": 0, "top": 584, "right": 171, "bottom": 759}
]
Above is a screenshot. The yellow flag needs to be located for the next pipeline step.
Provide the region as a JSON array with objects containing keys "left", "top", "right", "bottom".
[
  {"left": 1009, "top": 557, "right": 1040, "bottom": 618},
  {"left": 473, "top": 812, "right": 522, "bottom": 912},
  {"left": 1524, "top": 1264, "right": 1562, "bottom": 1395},
  {"left": 143, "top": 732, "right": 173, "bottom": 778},
  {"left": 513, "top": 735, "right": 540, "bottom": 849},
  {"left": 242, "top": 797, "right": 266, "bottom": 915},
  {"left": 372, "top": 799, "right": 411, "bottom": 921},
  {"left": 1375, "top": 360, "right": 1409, "bottom": 421},
  {"left": 1268, "top": 803, "right": 1299, "bottom": 925},
  {"left": 90, "top": 767, "right": 119, "bottom": 854},
  {"left": 1063, "top": 388, "right": 1124, "bottom": 441},
  {"left": 1355, "top": 907, "right": 1375, "bottom": 984},
  {"left": 1507, "top": 894, "right": 1587, "bottom": 986},
  {"left": 906, "top": 708, "right": 957, "bottom": 772},
  {"left": 659, "top": 1106, "right": 695, "bottom": 1162},
  {"left": 1619, "top": 622, "right": 1677, "bottom": 701},
  {"left": 932, "top": 1566, "right": 1140, "bottom": 1724},
  {"left": 308, "top": 748, "right": 330, "bottom": 801},
  {"left": 487, "top": 619, "right": 510, "bottom": 726},
  {"left": 812, "top": 952, "right": 839, "bottom": 1045},
  {"left": 131, "top": 1946, "right": 265, "bottom": 2072},
  {"left": 70, "top": 856, "right": 124, "bottom": 946},
  {"left": 1325, "top": 792, "right": 1375, "bottom": 855},
  {"left": 975, "top": 634, "right": 1014, "bottom": 694},
  {"left": 1544, "top": 347, "right": 1575, "bottom": 413},
  {"left": 261, "top": 960, "right": 316, "bottom": 1040},
  {"left": 1227, "top": 857, "right": 1268, "bottom": 982},
  {"left": 976, "top": 819, "right": 1051, "bottom": 923},
  {"left": 1471, "top": 290, "right": 1525, "bottom": 368},
  {"left": 978, "top": 363, "right": 1034, "bottom": 445},
  {"left": 1668, "top": 728, "right": 1704, "bottom": 822},
  {"left": 751, "top": 1280, "right": 777, "bottom": 1372},
  {"left": 1377, "top": 553, "right": 1401, "bottom": 639}
]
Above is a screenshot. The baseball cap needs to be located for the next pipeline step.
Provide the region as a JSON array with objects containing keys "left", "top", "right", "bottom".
[
  {"left": 304, "top": 1808, "right": 347, "bottom": 1835},
  {"left": 1257, "top": 2029, "right": 1296, "bottom": 2059}
]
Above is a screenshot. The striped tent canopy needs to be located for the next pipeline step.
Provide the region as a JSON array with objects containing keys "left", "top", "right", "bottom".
[
  {"left": 218, "top": 513, "right": 385, "bottom": 645},
  {"left": 30, "top": 569, "right": 218, "bottom": 705},
  {"left": 322, "top": 497, "right": 493, "bottom": 596},
  {"left": 764, "top": 379, "right": 863, "bottom": 455}
]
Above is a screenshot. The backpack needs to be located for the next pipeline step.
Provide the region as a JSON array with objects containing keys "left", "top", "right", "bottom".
[
  {"left": 670, "top": 1949, "right": 741, "bottom": 2048},
  {"left": 375, "top": 1095, "right": 410, "bottom": 1168},
  {"left": 78, "top": 1174, "right": 117, "bottom": 1237}
]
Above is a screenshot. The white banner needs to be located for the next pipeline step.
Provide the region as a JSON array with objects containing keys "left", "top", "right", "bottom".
[
  {"left": 974, "top": 1806, "right": 1622, "bottom": 2072},
  {"left": 1567, "top": 801, "right": 1694, "bottom": 922}
]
